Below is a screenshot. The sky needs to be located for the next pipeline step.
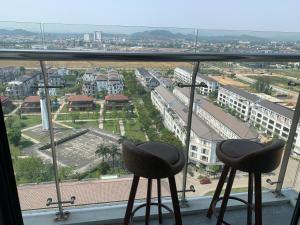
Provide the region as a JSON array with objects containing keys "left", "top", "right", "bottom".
[{"left": 0, "top": 0, "right": 300, "bottom": 32}]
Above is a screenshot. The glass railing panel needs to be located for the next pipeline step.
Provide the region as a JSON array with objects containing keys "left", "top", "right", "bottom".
[
  {"left": 0, "top": 61, "right": 58, "bottom": 212},
  {"left": 0, "top": 21, "right": 43, "bottom": 50},
  {"left": 41, "top": 23, "right": 196, "bottom": 53},
  {"left": 195, "top": 28, "right": 300, "bottom": 54},
  {"left": 44, "top": 61, "right": 191, "bottom": 207},
  {"left": 183, "top": 61, "right": 300, "bottom": 198}
]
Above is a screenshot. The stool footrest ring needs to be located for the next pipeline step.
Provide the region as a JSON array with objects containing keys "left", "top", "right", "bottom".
[
  {"left": 130, "top": 202, "right": 174, "bottom": 225},
  {"left": 211, "top": 196, "right": 254, "bottom": 225}
]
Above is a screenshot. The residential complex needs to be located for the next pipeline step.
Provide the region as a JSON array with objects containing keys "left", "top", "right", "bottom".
[
  {"left": 135, "top": 68, "right": 173, "bottom": 90},
  {"left": 174, "top": 67, "right": 219, "bottom": 95},
  {"left": 82, "top": 69, "right": 124, "bottom": 96},
  {"left": 218, "top": 85, "right": 300, "bottom": 154},
  {"left": 151, "top": 85, "right": 222, "bottom": 166}
]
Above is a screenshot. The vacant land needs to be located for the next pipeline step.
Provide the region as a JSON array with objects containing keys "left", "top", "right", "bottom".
[{"left": 213, "top": 76, "right": 248, "bottom": 87}]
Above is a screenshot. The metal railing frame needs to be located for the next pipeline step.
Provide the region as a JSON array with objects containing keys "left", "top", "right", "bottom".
[{"left": 1, "top": 49, "right": 300, "bottom": 219}]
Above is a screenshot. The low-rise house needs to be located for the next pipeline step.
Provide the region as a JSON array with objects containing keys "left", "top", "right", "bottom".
[
  {"left": 107, "top": 71, "right": 124, "bottom": 94},
  {"left": 135, "top": 68, "right": 160, "bottom": 90},
  {"left": 0, "top": 66, "right": 22, "bottom": 83},
  {"left": 21, "top": 96, "right": 40, "bottom": 113},
  {"left": 174, "top": 67, "right": 219, "bottom": 95},
  {"left": 5, "top": 81, "right": 24, "bottom": 98},
  {"left": 151, "top": 85, "right": 222, "bottom": 167},
  {"left": 105, "top": 94, "right": 130, "bottom": 110},
  {"left": 150, "top": 71, "right": 173, "bottom": 89},
  {"left": 67, "top": 95, "right": 95, "bottom": 111},
  {"left": 82, "top": 81, "right": 97, "bottom": 96}
]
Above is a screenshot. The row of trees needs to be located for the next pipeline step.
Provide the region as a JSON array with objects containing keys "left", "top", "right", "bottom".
[{"left": 122, "top": 71, "right": 183, "bottom": 149}]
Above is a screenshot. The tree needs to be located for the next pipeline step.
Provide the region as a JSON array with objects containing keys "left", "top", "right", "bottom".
[
  {"left": 109, "top": 144, "right": 121, "bottom": 169},
  {"left": 8, "top": 128, "right": 21, "bottom": 145},
  {"left": 98, "top": 161, "right": 110, "bottom": 175},
  {"left": 95, "top": 144, "right": 110, "bottom": 162},
  {"left": 70, "top": 111, "right": 80, "bottom": 123},
  {"left": 208, "top": 90, "right": 218, "bottom": 100},
  {"left": 251, "top": 77, "right": 273, "bottom": 95},
  {"left": 14, "top": 157, "right": 54, "bottom": 184}
]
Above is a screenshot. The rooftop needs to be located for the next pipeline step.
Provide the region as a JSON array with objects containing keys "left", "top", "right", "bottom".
[
  {"left": 174, "top": 87, "right": 258, "bottom": 139},
  {"left": 154, "top": 86, "right": 222, "bottom": 141},
  {"left": 105, "top": 94, "right": 129, "bottom": 101},
  {"left": 175, "top": 67, "right": 218, "bottom": 83},
  {"left": 221, "top": 85, "right": 260, "bottom": 102},
  {"left": 67, "top": 95, "right": 94, "bottom": 102},
  {"left": 23, "top": 95, "right": 40, "bottom": 103}
]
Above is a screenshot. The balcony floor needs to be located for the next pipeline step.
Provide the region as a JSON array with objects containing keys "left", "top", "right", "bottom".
[
  {"left": 128, "top": 204, "right": 293, "bottom": 225},
  {"left": 23, "top": 190, "right": 297, "bottom": 225}
]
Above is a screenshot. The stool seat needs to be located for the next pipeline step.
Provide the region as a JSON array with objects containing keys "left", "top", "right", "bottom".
[
  {"left": 123, "top": 141, "right": 185, "bottom": 178},
  {"left": 123, "top": 141, "right": 185, "bottom": 225},
  {"left": 138, "top": 141, "right": 182, "bottom": 165},
  {"left": 217, "top": 139, "right": 284, "bottom": 173}
]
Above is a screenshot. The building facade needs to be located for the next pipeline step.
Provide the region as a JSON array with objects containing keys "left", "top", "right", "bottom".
[
  {"left": 174, "top": 67, "right": 219, "bottom": 95},
  {"left": 151, "top": 85, "right": 222, "bottom": 167}
]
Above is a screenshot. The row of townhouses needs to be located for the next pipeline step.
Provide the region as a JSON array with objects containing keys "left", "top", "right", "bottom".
[
  {"left": 82, "top": 69, "right": 124, "bottom": 96},
  {"left": 217, "top": 85, "right": 300, "bottom": 154},
  {"left": 174, "top": 67, "right": 219, "bottom": 95},
  {"left": 135, "top": 68, "right": 173, "bottom": 90},
  {"left": 151, "top": 85, "right": 222, "bottom": 166}
]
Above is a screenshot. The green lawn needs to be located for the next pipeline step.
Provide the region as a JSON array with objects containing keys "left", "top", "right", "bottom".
[
  {"left": 271, "top": 69, "right": 300, "bottom": 79},
  {"left": 56, "top": 112, "right": 100, "bottom": 120},
  {"left": 60, "top": 120, "right": 99, "bottom": 129},
  {"left": 103, "top": 120, "right": 120, "bottom": 134},
  {"left": 20, "top": 115, "right": 42, "bottom": 128},
  {"left": 104, "top": 110, "right": 126, "bottom": 119},
  {"left": 248, "top": 75, "right": 300, "bottom": 91},
  {"left": 124, "top": 119, "right": 146, "bottom": 141}
]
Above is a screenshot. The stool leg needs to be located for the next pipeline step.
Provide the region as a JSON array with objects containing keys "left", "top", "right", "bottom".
[
  {"left": 157, "top": 178, "right": 163, "bottom": 224},
  {"left": 145, "top": 178, "right": 152, "bottom": 225},
  {"left": 207, "top": 165, "right": 230, "bottom": 218},
  {"left": 254, "top": 173, "right": 262, "bottom": 225},
  {"left": 124, "top": 175, "right": 140, "bottom": 225},
  {"left": 216, "top": 168, "right": 236, "bottom": 225},
  {"left": 247, "top": 173, "right": 253, "bottom": 225},
  {"left": 168, "top": 176, "right": 182, "bottom": 225}
]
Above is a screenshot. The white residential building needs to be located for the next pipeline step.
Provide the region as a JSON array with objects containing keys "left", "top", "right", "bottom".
[
  {"left": 217, "top": 85, "right": 260, "bottom": 121},
  {"left": 174, "top": 67, "right": 219, "bottom": 95},
  {"left": 250, "top": 100, "right": 300, "bottom": 154},
  {"left": 173, "top": 87, "right": 258, "bottom": 140},
  {"left": 151, "top": 85, "right": 223, "bottom": 167},
  {"left": 82, "top": 69, "right": 124, "bottom": 96}
]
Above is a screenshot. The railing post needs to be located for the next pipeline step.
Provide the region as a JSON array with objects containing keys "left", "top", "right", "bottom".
[
  {"left": 40, "top": 61, "right": 69, "bottom": 221},
  {"left": 275, "top": 91, "right": 300, "bottom": 196},
  {"left": 180, "top": 61, "right": 200, "bottom": 207}
]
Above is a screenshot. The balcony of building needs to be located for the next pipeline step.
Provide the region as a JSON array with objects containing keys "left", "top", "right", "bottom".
[{"left": 1, "top": 21, "right": 300, "bottom": 225}]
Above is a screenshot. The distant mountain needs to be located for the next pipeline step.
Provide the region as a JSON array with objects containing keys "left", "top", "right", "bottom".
[
  {"left": 0, "top": 29, "right": 36, "bottom": 36},
  {"left": 131, "top": 29, "right": 194, "bottom": 40},
  {"left": 197, "top": 34, "right": 268, "bottom": 42}
]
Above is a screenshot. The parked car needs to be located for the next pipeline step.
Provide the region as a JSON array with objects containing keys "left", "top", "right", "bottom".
[{"left": 200, "top": 177, "right": 211, "bottom": 184}]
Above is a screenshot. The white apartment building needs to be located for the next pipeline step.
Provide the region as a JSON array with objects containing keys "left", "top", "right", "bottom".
[
  {"left": 173, "top": 87, "right": 258, "bottom": 140},
  {"left": 218, "top": 84, "right": 300, "bottom": 155},
  {"left": 217, "top": 85, "right": 260, "bottom": 121},
  {"left": 250, "top": 100, "right": 300, "bottom": 154},
  {"left": 174, "top": 67, "right": 219, "bottom": 95},
  {"left": 151, "top": 85, "right": 223, "bottom": 167}
]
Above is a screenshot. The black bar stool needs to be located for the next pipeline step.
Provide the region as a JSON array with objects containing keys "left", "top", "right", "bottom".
[
  {"left": 122, "top": 141, "right": 185, "bottom": 225},
  {"left": 206, "top": 139, "right": 285, "bottom": 225}
]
